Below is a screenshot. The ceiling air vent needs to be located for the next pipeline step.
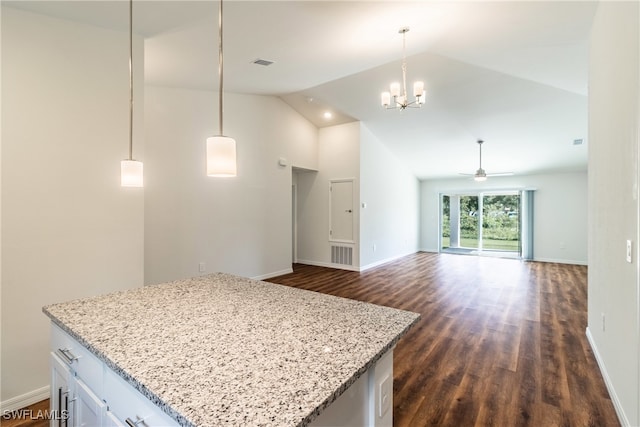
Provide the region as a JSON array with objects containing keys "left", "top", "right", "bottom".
[
  {"left": 252, "top": 58, "right": 274, "bottom": 66},
  {"left": 573, "top": 138, "right": 584, "bottom": 146}
]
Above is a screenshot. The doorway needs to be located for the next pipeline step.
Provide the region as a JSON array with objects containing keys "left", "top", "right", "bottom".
[{"left": 441, "top": 191, "right": 521, "bottom": 258}]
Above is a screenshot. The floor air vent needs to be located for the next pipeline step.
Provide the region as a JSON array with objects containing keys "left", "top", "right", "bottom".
[{"left": 331, "top": 245, "right": 353, "bottom": 266}]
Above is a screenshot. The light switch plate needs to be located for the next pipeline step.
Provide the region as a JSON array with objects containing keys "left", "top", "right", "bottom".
[{"left": 626, "top": 240, "right": 632, "bottom": 263}]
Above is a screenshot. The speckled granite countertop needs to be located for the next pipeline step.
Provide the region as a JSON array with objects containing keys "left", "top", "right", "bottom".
[{"left": 43, "top": 273, "right": 419, "bottom": 427}]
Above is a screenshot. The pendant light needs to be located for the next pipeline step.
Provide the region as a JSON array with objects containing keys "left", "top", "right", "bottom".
[
  {"left": 206, "top": 0, "right": 237, "bottom": 177},
  {"left": 121, "top": 0, "right": 143, "bottom": 187}
]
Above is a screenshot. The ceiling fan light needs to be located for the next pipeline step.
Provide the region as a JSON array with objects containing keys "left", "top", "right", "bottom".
[
  {"left": 207, "top": 136, "right": 237, "bottom": 177},
  {"left": 474, "top": 168, "right": 487, "bottom": 182}
]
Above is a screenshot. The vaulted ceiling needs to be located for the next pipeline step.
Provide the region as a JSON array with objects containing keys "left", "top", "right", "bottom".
[{"left": 7, "top": 1, "right": 595, "bottom": 179}]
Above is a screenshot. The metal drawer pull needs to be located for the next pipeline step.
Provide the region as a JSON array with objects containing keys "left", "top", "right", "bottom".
[
  {"left": 57, "top": 348, "right": 78, "bottom": 364},
  {"left": 125, "top": 416, "right": 146, "bottom": 427}
]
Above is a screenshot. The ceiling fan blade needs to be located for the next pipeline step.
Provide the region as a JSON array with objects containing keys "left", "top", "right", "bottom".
[
  {"left": 486, "top": 172, "right": 514, "bottom": 177},
  {"left": 458, "top": 172, "right": 514, "bottom": 178}
]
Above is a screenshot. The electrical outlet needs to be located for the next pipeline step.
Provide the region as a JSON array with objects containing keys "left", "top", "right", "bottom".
[
  {"left": 373, "top": 244, "right": 377, "bottom": 252},
  {"left": 601, "top": 312, "right": 605, "bottom": 332},
  {"left": 378, "top": 374, "right": 392, "bottom": 418},
  {"left": 626, "top": 240, "right": 633, "bottom": 263},
  {"left": 199, "top": 262, "right": 206, "bottom": 273}
]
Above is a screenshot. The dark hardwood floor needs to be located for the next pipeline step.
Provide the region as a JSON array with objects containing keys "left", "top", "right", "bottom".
[
  {"left": 1, "top": 399, "right": 49, "bottom": 427},
  {"left": 267, "top": 252, "right": 620, "bottom": 427}
]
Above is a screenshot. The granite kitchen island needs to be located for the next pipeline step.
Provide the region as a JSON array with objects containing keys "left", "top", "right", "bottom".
[{"left": 43, "top": 273, "right": 419, "bottom": 427}]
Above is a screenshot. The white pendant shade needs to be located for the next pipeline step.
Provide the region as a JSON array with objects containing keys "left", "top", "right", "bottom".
[
  {"left": 381, "top": 92, "right": 391, "bottom": 107},
  {"left": 413, "top": 81, "right": 424, "bottom": 97},
  {"left": 207, "top": 136, "right": 237, "bottom": 177},
  {"left": 390, "top": 82, "right": 401, "bottom": 97},
  {"left": 121, "top": 159, "right": 143, "bottom": 187}
]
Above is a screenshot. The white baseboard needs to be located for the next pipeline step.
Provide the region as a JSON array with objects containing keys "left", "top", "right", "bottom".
[
  {"left": 296, "top": 259, "right": 360, "bottom": 272},
  {"left": 360, "top": 251, "right": 418, "bottom": 272},
  {"left": 420, "top": 249, "right": 588, "bottom": 266},
  {"left": 585, "top": 327, "right": 628, "bottom": 426},
  {"left": 251, "top": 268, "right": 293, "bottom": 281},
  {"left": 533, "top": 257, "right": 587, "bottom": 266},
  {"left": 419, "top": 248, "right": 439, "bottom": 253},
  {"left": 0, "top": 386, "right": 49, "bottom": 412}
]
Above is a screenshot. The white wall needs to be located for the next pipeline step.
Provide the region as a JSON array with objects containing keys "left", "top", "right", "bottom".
[
  {"left": 144, "top": 86, "right": 318, "bottom": 284},
  {"left": 296, "top": 122, "right": 360, "bottom": 268},
  {"left": 587, "top": 2, "right": 640, "bottom": 426},
  {"left": 1, "top": 7, "right": 144, "bottom": 407},
  {"left": 420, "top": 171, "right": 588, "bottom": 264},
  {"left": 360, "top": 124, "right": 419, "bottom": 269}
]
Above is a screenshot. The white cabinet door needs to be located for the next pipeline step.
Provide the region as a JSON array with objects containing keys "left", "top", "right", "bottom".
[
  {"left": 75, "top": 378, "right": 106, "bottom": 427},
  {"left": 51, "top": 352, "right": 74, "bottom": 427},
  {"left": 103, "top": 411, "right": 126, "bottom": 427}
]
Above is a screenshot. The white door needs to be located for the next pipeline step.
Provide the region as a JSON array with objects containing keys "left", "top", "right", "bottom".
[{"left": 330, "top": 180, "right": 354, "bottom": 242}]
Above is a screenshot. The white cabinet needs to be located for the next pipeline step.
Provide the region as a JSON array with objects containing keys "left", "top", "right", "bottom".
[
  {"left": 50, "top": 324, "right": 176, "bottom": 427},
  {"left": 75, "top": 379, "right": 107, "bottom": 427},
  {"left": 50, "top": 351, "right": 74, "bottom": 427},
  {"left": 103, "top": 369, "right": 177, "bottom": 427}
]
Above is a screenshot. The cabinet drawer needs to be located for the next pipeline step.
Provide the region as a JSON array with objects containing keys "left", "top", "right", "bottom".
[
  {"left": 103, "top": 368, "right": 178, "bottom": 427},
  {"left": 51, "top": 324, "right": 103, "bottom": 395}
]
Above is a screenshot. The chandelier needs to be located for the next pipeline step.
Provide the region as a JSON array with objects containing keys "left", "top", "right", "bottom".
[{"left": 381, "top": 27, "right": 425, "bottom": 110}]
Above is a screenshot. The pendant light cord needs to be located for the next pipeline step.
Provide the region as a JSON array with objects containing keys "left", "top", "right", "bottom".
[
  {"left": 128, "top": 0, "right": 134, "bottom": 160},
  {"left": 218, "top": 0, "right": 224, "bottom": 135}
]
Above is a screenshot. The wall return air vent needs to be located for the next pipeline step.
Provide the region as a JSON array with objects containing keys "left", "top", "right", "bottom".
[{"left": 331, "top": 245, "right": 353, "bottom": 266}]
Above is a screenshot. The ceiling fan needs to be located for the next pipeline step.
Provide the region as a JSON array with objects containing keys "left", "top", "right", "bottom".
[{"left": 460, "top": 139, "right": 513, "bottom": 181}]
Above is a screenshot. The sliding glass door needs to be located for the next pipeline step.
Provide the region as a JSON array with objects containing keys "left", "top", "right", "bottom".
[
  {"left": 441, "top": 194, "right": 479, "bottom": 254},
  {"left": 441, "top": 191, "right": 523, "bottom": 258},
  {"left": 481, "top": 192, "right": 520, "bottom": 253}
]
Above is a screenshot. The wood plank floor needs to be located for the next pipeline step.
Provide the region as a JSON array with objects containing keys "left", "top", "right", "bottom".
[
  {"left": 1, "top": 400, "right": 49, "bottom": 427},
  {"left": 267, "top": 252, "right": 620, "bottom": 427}
]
